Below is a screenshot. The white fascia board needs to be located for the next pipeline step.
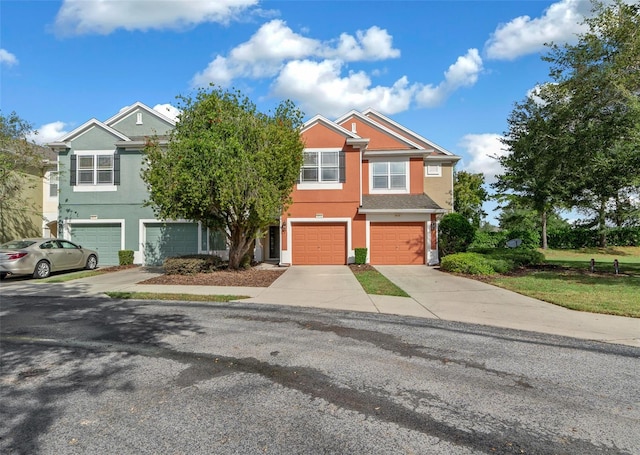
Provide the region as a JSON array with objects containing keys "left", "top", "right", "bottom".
[
  {"left": 302, "top": 115, "right": 360, "bottom": 138},
  {"left": 58, "top": 118, "right": 130, "bottom": 143},
  {"left": 358, "top": 208, "right": 447, "bottom": 214},
  {"left": 424, "top": 155, "right": 462, "bottom": 162},
  {"left": 362, "top": 108, "right": 455, "bottom": 156},
  {"left": 364, "top": 149, "right": 427, "bottom": 158},
  {"left": 336, "top": 110, "right": 424, "bottom": 150},
  {"left": 105, "top": 101, "right": 176, "bottom": 127}
]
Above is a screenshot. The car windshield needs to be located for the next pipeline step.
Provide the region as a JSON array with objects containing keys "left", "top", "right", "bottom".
[{"left": 0, "top": 240, "right": 37, "bottom": 249}]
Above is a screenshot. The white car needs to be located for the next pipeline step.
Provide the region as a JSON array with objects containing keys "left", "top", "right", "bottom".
[{"left": 0, "top": 238, "right": 99, "bottom": 280}]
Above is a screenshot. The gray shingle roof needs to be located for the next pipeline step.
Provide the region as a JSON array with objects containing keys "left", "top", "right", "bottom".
[{"left": 360, "top": 194, "right": 443, "bottom": 211}]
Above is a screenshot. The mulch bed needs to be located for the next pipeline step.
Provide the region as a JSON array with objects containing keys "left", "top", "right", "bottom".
[{"left": 139, "top": 268, "right": 286, "bottom": 287}]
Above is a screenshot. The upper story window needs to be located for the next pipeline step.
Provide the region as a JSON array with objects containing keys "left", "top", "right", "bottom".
[
  {"left": 45, "top": 170, "right": 59, "bottom": 199},
  {"left": 78, "top": 155, "right": 113, "bottom": 185},
  {"left": 301, "top": 150, "right": 339, "bottom": 183},
  {"left": 298, "top": 149, "right": 345, "bottom": 190},
  {"left": 371, "top": 159, "right": 408, "bottom": 192},
  {"left": 71, "top": 151, "right": 120, "bottom": 192}
]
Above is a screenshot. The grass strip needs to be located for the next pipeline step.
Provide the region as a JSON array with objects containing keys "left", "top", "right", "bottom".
[
  {"left": 488, "top": 271, "right": 640, "bottom": 318},
  {"left": 351, "top": 268, "right": 409, "bottom": 297},
  {"left": 106, "top": 292, "right": 249, "bottom": 302},
  {"left": 42, "top": 270, "right": 106, "bottom": 282}
]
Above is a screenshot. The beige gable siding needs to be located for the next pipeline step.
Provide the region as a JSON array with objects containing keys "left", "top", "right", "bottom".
[{"left": 423, "top": 162, "right": 454, "bottom": 211}]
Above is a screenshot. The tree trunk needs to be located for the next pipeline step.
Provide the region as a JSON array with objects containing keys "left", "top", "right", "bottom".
[
  {"left": 227, "top": 226, "right": 255, "bottom": 269},
  {"left": 598, "top": 197, "right": 607, "bottom": 248},
  {"left": 541, "top": 209, "right": 548, "bottom": 250}
]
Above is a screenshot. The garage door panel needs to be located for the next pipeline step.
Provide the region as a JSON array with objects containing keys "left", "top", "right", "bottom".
[
  {"left": 371, "top": 222, "right": 425, "bottom": 265},
  {"left": 292, "top": 223, "right": 346, "bottom": 265},
  {"left": 144, "top": 223, "right": 199, "bottom": 266},
  {"left": 71, "top": 224, "right": 121, "bottom": 266}
]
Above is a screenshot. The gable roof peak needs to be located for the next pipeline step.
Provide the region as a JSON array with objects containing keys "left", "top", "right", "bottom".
[
  {"left": 55, "top": 118, "right": 130, "bottom": 143},
  {"left": 105, "top": 101, "right": 176, "bottom": 127}
]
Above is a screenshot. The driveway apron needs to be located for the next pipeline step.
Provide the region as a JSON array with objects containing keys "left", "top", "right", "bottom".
[
  {"left": 375, "top": 265, "right": 640, "bottom": 346},
  {"left": 244, "top": 266, "right": 379, "bottom": 313}
]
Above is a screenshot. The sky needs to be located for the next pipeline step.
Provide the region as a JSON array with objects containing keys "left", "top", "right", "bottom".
[{"left": 1, "top": 0, "right": 602, "bottom": 222}]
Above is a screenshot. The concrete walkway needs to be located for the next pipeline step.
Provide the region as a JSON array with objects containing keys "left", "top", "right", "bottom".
[
  {"left": 1, "top": 265, "right": 638, "bottom": 347},
  {"left": 375, "top": 266, "right": 640, "bottom": 347}
]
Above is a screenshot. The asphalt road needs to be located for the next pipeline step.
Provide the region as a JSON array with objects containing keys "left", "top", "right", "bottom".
[{"left": 1, "top": 295, "right": 638, "bottom": 455}]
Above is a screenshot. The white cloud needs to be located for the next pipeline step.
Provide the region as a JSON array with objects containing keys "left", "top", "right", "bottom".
[
  {"left": 28, "top": 122, "right": 69, "bottom": 145},
  {"left": 54, "top": 0, "right": 258, "bottom": 36},
  {"left": 416, "top": 49, "right": 483, "bottom": 108},
  {"left": 329, "top": 26, "right": 401, "bottom": 61},
  {"left": 193, "top": 20, "right": 482, "bottom": 116},
  {"left": 458, "top": 133, "right": 506, "bottom": 183},
  {"left": 0, "top": 49, "right": 18, "bottom": 66},
  {"left": 484, "top": 0, "right": 593, "bottom": 60},
  {"left": 153, "top": 104, "right": 181, "bottom": 122},
  {"left": 192, "top": 20, "right": 400, "bottom": 87},
  {"left": 272, "top": 59, "right": 414, "bottom": 117}
]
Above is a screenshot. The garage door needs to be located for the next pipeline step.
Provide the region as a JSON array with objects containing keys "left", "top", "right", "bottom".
[
  {"left": 144, "top": 222, "right": 199, "bottom": 266},
  {"left": 292, "top": 223, "right": 346, "bottom": 265},
  {"left": 71, "top": 223, "right": 121, "bottom": 266},
  {"left": 370, "top": 222, "right": 425, "bottom": 265}
]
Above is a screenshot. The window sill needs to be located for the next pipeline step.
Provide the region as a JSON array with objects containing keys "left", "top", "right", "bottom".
[
  {"left": 297, "top": 183, "right": 343, "bottom": 190},
  {"left": 73, "top": 185, "right": 117, "bottom": 192}
]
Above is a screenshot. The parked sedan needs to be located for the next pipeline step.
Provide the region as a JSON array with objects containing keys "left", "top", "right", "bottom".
[{"left": 0, "top": 238, "right": 98, "bottom": 280}]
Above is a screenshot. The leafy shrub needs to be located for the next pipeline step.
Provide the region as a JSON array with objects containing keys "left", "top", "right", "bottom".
[
  {"left": 469, "top": 230, "right": 507, "bottom": 249},
  {"left": 547, "top": 227, "right": 640, "bottom": 248},
  {"left": 440, "top": 252, "right": 497, "bottom": 275},
  {"left": 474, "top": 248, "right": 545, "bottom": 267},
  {"left": 164, "top": 254, "right": 224, "bottom": 275},
  {"left": 440, "top": 248, "right": 545, "bottom": 275},
  {"left": 354, "top": 248, "right": 368, "bottom": 264},
  {"left": 118, "top": 250, "right": 134, "bottom": 266},
  {"left": 439, "top": 213, "right": 475, "bottom": 257}
]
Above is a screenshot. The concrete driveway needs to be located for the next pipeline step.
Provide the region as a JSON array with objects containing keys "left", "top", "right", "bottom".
[{"left": 375, "top": 265, "right": 640, "bottom": 346}]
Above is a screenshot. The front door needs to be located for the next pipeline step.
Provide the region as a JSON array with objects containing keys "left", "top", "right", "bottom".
[{"left": 268, "top": 226, "right": 280, "bottom": 260}]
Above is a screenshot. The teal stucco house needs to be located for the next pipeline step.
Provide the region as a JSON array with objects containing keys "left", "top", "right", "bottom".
[{"left": 47, "top": 102, "right": 228, "bottom": 266}]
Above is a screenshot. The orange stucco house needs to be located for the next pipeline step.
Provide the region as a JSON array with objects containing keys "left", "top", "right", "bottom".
[{"left": 272, "top": 109, "right": 460, "bottom": 266}]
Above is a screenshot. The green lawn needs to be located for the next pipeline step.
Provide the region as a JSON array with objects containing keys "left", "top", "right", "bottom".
[{"left": 487, "top": 247, "right": 640, "bottom": 318}]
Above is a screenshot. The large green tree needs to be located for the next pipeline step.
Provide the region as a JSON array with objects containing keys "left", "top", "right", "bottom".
[
  {"left": 494, "top": 84, "right": 570, "bottom": 249},
  {"left": 0, "top": 111, "right": 47, "bottom": 242},
  {"left": 142, "top": 87, "right": 305, "bottom": 269},
  {"left": 453, "top": 170, "right": 488, "bottom": 228},
  {"left": 544, "top": 0, "right": 640, "bottom": 245}
]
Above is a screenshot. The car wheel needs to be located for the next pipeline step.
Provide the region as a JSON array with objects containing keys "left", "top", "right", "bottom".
[
  {"left": 85, "top": 255, "right": 98, "bottom": 270},
  {"left": 33, "top": 260, "right": 51, "bottom": 279}
]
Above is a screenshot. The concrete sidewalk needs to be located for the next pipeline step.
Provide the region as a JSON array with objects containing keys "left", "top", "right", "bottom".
[
  {"left": 375, "top": 266, "right": 640, "bottom": 348},
  {"left": 1, "top": 265, "right": 638, "bottom": 347}
]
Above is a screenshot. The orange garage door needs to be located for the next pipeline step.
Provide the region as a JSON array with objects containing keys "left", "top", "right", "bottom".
[
  {"left": 370, "top": 222, "right": 425, "bottom": 265},
  {"left": 292, "top": 223, "right": 346, "bottom": 265}
]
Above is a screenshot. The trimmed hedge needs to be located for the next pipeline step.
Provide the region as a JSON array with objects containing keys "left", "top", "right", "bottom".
[
  {"left": 164, "top": 254, "right": 225, "bottom": 275},
  {"left": 354, "top": 248, "right": 368, "bottom": 264},
  {"left": 440, "top": 248, "right": 545, "bottom": 275},
  {"left": 548, "top": 227, "right": 640, "bottom": 248},
  {"left": 118, "top": 250, "right": 134, "bottom": 266},
  {"left": 440, "top": 253, "right": 498, "bottom": 275}
]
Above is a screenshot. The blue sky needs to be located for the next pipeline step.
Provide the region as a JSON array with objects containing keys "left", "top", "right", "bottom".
[{"left": 1, "top": 0, "right": 600, "bottom": 221}]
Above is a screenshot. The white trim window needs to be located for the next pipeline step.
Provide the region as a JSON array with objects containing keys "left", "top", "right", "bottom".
[
  {"left": 45, "top": 170, "right": 59, "bottom": 199},
  {"left": 71, "top": 150, "right": 119, "bottom": 192},
  {"left": 425, "top": 163, "right": 442, "bottom": 177},
  {"left": 300, "top": 149, "right": 342, "bottom": 183},
  {"left": 78, "top": 154, "right": 114, "bottom": 185},
  {"left": 371, "top": 159, "right": 408, "bottom": 192}
]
